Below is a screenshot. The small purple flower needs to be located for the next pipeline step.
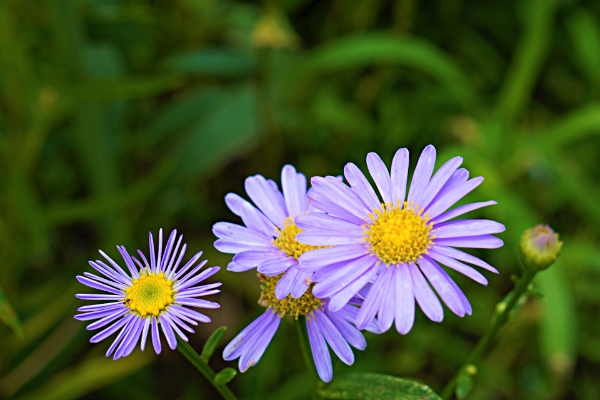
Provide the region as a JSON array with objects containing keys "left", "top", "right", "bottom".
[
  {"left": 213, "top": 165, "right": 321, "bottom": 300},
  {"left": 75, "top": 229, "right": 221, "bottom": 359},
  {"left": 296, "top": 145, "right": 505, "bottom": 334},
  {"left": 223, "top": 274, "right": 380, "bottom": 382}
]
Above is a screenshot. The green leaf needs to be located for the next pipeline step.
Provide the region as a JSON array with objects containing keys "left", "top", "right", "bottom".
[
  {"left": 201, "top": 326, "right": 227, "bottom": 363},
  {"left": 174, "top": 85, "right": 259, "bottom": 179},
  {"left": 566, "top": 9, "right": 600, "bottom": 86},
  {"left": 318, "top": 372, "right": 442, "bottom": 400},
  {"left": 0, "top": 285, "right": 23, "bottom": 338},
  {"left": 455, "top": 369, "right": 475, "bottom": 399},
  {"left": 213, "top": 368, "right": 237, "bottom": 385},
  {"left": 163, "top": 48, "right": 257, "bottom": 76},
  {"left": 68, "top": 74, "right": 183, "bottom": 102},
  {"left": 297, "top": 33, "right": 476, "bottom": 109}
]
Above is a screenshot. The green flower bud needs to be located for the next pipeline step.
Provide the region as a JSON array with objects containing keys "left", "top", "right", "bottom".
[{"left": 519, "top": 224, "right": 562, "bottom": 272}]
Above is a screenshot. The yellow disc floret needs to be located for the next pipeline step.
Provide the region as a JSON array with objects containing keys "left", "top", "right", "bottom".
[
  {"left": 364, "top": 201, "right": 434, "bottom": 266},
  {"left": 273, "top": 216, "right": 325, "bottom": 259},
  {"left": 124, "top": 272, "right": 176, "bottom": 317},
  {"left": 258, "top": 273, "right": 323, "bottom": 319}
]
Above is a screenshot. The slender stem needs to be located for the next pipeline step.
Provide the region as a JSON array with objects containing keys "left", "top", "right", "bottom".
[
  {"left": 176, "top": 337, "right": 239, "bottom": 400},
  {"left": 441, "top": 268, "right": 537, "bottom": 400},
  {"left": 295, "top": 317, "right": 319, "bottom": 383}
]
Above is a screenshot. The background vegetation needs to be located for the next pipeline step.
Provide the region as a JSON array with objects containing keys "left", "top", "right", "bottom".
[{"left": 1, "top": 0, "right": 600, "bottom": 399}]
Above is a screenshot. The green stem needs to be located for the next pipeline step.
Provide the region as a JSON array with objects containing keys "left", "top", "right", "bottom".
[
  {"left": 176, "top": 337, "right": 238, "bottom": 400},
  {"left": 441, "top": 268, "right": 537, "bottom": 400},
  {"left": 295, "top": 317, "right": 319, "bottom": 383}
]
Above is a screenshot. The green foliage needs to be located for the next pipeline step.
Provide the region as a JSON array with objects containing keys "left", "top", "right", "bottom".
[
  {"left": 318, "top": 373, "right": 442, "bottom": 400},
  {"left": 0, "top": 285, "right": 23, "bottom": 338},
  {"left": 0, "top": 0, "right": 598, "bottom": 399},
  {"left": 201, "top": 326, "right": 227, "bottom": 363},
  {"left": 214, "top": 368, "right": 238, "bottom": 385}
]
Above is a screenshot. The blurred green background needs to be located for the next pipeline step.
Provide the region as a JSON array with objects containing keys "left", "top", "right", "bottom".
[{"left": 1, "top": 0, "right": 600, "bottom": 399}]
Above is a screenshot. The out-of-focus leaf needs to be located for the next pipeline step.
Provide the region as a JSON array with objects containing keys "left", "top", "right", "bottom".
[
  {"left": 213, "top": 368, "right": 237, "bottom": 385},
  {"left": 296, "top": 33, "right": 476, "bottom": 108},
  {"left": 163, "top": 48, "right": 257, "bottom": 76},
  {"left": 455, "top": 368, "right": 475, "bottom": 399},
  {"left": 144, "top": 87, "right": 230, "bottom": 148},
  {"left": 534, "top": 104, "right": 600, "bottom": 154},
  {"left": 0, "top": 285, "right": 23, "bottom": 338},
  {"left": 174, "top": 85, "right": 259, "bottom": 179},
  {"left": 201, "top": 326, "right": 227, "bottom": 362},
  {"left": 495, "top": 0, "right": 560, "bottom": 122},
  {"left": 13, "top": 353, "right": 151, "bottom": 400},
  {"left": 566, "top": 9, "right": 600, "bottom": 87},
  {"left": 68, "top": 74, "right": 183, "bottom": 102},
  {"left": 536, "top": 260, "right": 577, "bottom": 378},
  {"left": 318, "top": 372, "right": 442, "bottom": 400}
]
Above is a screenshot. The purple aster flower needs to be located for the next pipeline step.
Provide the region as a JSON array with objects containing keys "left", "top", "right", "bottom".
[
  {"left": 223, "top": 273, "right": 380, "bottom": 382},
  {"left": 75, "top": 229, "right": 221, "bottom": 359},
  {"left": 295, "top": 145, "right": 505, "bottom": 334},
  {"left": 213, "top": 165, "right": 322, "bottom": 300}
]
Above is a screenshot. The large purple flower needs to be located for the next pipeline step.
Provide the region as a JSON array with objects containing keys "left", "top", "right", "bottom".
[
  {"left": 223, "top": 274, "right": 380, "bottom": 382},
  {"left": 213, "top": 165, "right": 321, "bottom": 300},
  {"left": 75, "top": 229, "right": 221, "bottom": 359},
  {"left": 296, "top": 145, "right": 505, "bottom": 334}
]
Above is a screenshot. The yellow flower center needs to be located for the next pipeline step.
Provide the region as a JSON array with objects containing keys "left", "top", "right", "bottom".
[
  {"left": 364, "top": 201, "right": 434, "bottom": 266},
  {"left": 124, "top": 272, "right": 176, "bottom": 317},
  {"left": 273, "top": 216, "right": 325, "bottom": 259},
  {"left": 258, "top": 273, "right": 323, "bottom": 319}
]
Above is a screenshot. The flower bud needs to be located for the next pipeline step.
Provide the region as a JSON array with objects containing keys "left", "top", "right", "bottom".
[{"left": 519, "top": 224, "right": 562, "bottom": 272}]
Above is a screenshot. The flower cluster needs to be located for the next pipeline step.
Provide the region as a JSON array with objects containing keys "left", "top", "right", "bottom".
[
  {"left": 213, "top": 145, "right": 504, "bottom": 382},
  {"left": 74, "top": 144, "right": 504, "bottom": 384}
]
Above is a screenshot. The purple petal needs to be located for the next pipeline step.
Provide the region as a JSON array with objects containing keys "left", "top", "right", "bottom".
[
  {"left": 107, "top": 316, "right": 136, "bottom": 357},
  {"left": 344, "top": 162, "right": 380, "bottom": 211},
  {"left": 355, "top": 267, "right": 390, "bottom": 330},
  {"left": 391, "top": 148, "right": 409, "bottom": 204},
  {"left": 159, "top": 315, "right": 177, "bottom": 350},
  {"left": 85, "top": 308, "right": 129, "bottom": 329},
  {"left": 299, "top": 245, "right": 367, "bottom": 270},
  {"left": 308, "top": 188, "right": 366, "bottom": 226},
  {"left": 83, "top": 272, "right": 125, "bottom": 290},
  {"left": 214, "top": 240, "right": 271, "bottom": 254},
  {"left": 313, "top": 255, "right": 376, "bottom": 299},
  {"left": 98, "top": 250, "right": 132, "bottom": 283},
  {"left": 76, "top": 276, "right": 122, "bottom": 295},
  {"left": 227, "top": 261, "right": 254, "bottom": 272},
  {"left": 434, "top": 168, "right": 469, "bottom": 201},
  {"left": 76, "top": 294, "right": 123, "bottom": 301},
  {"left": 234, "top": 249, "right": 286, "bottom": 268},
  {"left": 240, "top": 202, "right": 278, "bottom": 238},
  {"left": 239, "top": 312, "right": 280, "bottom": 371},
  {"left": 169, "top": 251, "right": 203, "bottom": 281},
  {"left": 327, "top": 261, "right": 379, "bottom": 312},
  {"left": 176, "top": 265, "right": 218, "bottom": 289},
  {"left": 315, "top": 311, "right": 354, "bottom": 365},
  {"left": 409, "top": 263, "right": 443, "bottom": 322},
  {"left": 427, "top": 251, "right": 488, "bottom": 285},
  {"left": 163, "top": 313, "right": 188, "bottom": 341},
  {"left": 295, "top": 232, "right": 363, "bottom": 246},
  {"left": 140, "top": 318, "right": 151, "bottom": 351},
  {"left": 295, "top": 213, "right": 363, "bottom": 236},
  {"left": 434, "top": 235, "right": 503, "bottom": 249},
  {"left": 282, "top": 165, "right": 309, "bottom": 216},
  {"left": 245, "top": 175, "right": 288, "bottom": 228},
  {"left": 88, "top": 261, "right": 128, "bottom": 286},
  {"left": 75, "top": 307, "right": 126, "bottom": 322},
  {"left": 275, "top": 265, "right": 299, "bottom": 300},
  {"left": 418, "top": 156, "right": 463, "bottom": 209},
  {"left": 418, "top": 256, "right": 465, "bottom": 317},
  {"left": 407, "top": 145, "right": 436, "bottom": 205},
  {"left": 394, "top": 263, "right": 415, "bottom": 334},
  {"left": 291, "top": 268, "right": 311, "bottom": 298},
  {"left": 213, "top": 222, "right": 273, "bottom": 247},
  {"left": 376, "top": 267, "right": 396, "bottom": 333},
  {"left": 432, "top": 201, "right": 497, "bottom": 224},
  {"left": 366, "top": 152, "right": 392, "bottom": 204},
  {"left": 258, "top": 256, "right": 297, "bottom": 276},
  {"left": 338, "top": 304, "right": 381, "bottom": 334},
  {"left": 152, "top": 317, "right": 162, "bottom": 354},
  {"left": 426, "top": 177, "right": 484, "bottom": 219},
  {"left": 171, "top": 305, "right": 211, "bottom": 323},
  {"left": 90, "top": 313, "right": 132, "bottom": 343},
  {"left": 77, "top": 302, "right": 122, "bottom": 313},
  {"left": 177, "top": 299, "right": 220, "bottom": 309},
  {"left": 311, "top": 176, "right": 371, "bottom": 220},
  {"left": 434, "top": 219, "right": 505, "bottom": 239},
  {"left": 223, "top": 310, "right": 274, "bottom": 361},
  {"left": 325, "top": 311, "right": 366, "bottom": 350},
  {"left": 429, "top": 245, "right": 498, "bottom": 273},
  {"left": 307, "top": 316, "right": 332, "bottom": 382}
]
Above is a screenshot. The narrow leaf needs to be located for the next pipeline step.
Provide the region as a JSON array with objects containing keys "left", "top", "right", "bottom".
[
  {"left": 0, "top": 285, "right": 23, "bottom": 338},
  {"left": 201, "top": 326, "right": 227, "bottom": 363},
  {"left": 213, "top": 368, "right": 237, "bottom": 385}
]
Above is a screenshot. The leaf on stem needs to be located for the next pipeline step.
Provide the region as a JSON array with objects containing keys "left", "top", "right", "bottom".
[
  {"left": 201, "top": 326, "right": 227, "bottom": 363},
  {"left": 317, "top": 372, "right": 442, "bottom": 400},
  {"left": 214, "top": 368, "right": 237, "bottom": 385}
]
